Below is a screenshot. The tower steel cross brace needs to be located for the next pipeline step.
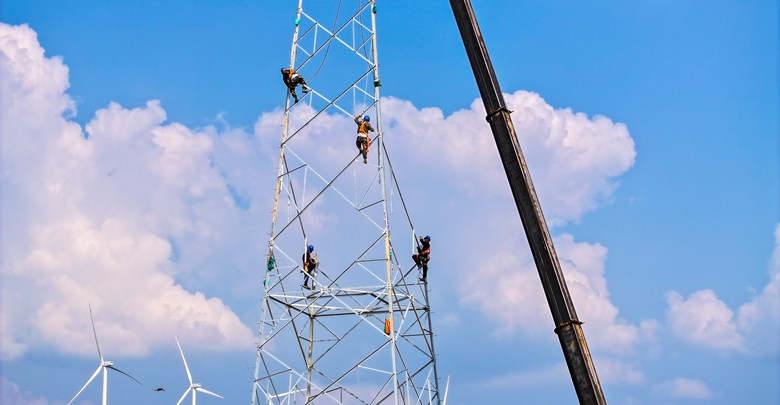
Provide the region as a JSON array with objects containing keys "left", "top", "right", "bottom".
[{"left": 448, "top": 1, "right": 608, "bottom": 404}]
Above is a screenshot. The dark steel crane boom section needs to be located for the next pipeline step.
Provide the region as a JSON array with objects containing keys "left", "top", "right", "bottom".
[{"left": 447, "top": 1, "right": 608, "bottom": 404}]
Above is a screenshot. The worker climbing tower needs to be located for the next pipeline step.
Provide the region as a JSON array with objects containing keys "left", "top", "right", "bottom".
[{"left": 250, "top": 1, "right": 442, "bottom": 404}]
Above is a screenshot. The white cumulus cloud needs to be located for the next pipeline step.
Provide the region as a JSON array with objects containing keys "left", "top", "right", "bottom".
[
  {"left": 666, "top": 289, "right": 744, "bottom": 350},
  {"left": 0, "top": 22, "right": 255, "bottom": 360},
  {"left": 0, "top": 377, "right": 60, "bottom": 405},
  {"left": 665, "top": 223, "right": 780, "bottom": 354},
  {"left": 381, "top": 93, "right": 636, "bottom": 225},
  {"left": 462, "top": 233, "right": 653, "bottom": 354},
  {"left": 593, "top": 358, "right": 645, "bottom": 385},
  {"left": 735, "top": 223, "right": 780, "bottom": 354},
  {"left": 652, "top": 378, "right": 714, "bottom": 400}
]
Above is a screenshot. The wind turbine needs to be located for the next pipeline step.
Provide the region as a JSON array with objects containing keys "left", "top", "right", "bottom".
[
  {"left": 175, "top": 336, "right": 223, "bottom": 405},
  {"left": 68, "top": 305, "right": 141, "bottom": 405}
]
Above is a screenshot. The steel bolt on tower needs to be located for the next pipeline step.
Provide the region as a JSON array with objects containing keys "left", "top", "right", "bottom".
[{"left": 250, "top": 2, "right": 442, "bottom": 404}]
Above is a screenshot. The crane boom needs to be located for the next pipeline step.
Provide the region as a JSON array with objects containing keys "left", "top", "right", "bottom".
[{"left": 447, "top": 1, "right": 608, "bottom": 403}]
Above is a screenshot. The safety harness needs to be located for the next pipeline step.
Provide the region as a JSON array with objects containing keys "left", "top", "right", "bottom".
[{"left": 357, "top": 121, "right": 370, "bottom": 153}]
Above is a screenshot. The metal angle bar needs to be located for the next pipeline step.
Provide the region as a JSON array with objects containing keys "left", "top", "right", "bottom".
[
  {"left": 265, "top": 246, "right": 303, "bottom": 290},
  {"left": 272, "top": 146, "right": 384, "bottom": 240},
  {"left": 350, "top": 13, "right": 374, "bottom": 36},
  {"left": 310, "top": 318, "right": 364, "bottom": 366},
  {"left": 350, "top": 256, "right": 393, "bottom": 291},
  {"left": 393, "top": 360, "right": 434, "bottom": 405},
  {"left": 263, "top": 387, "right": 306, "bottom": 401},
  {"left": 310, "top": 316, "right": 343, "bottom": 342},
  {"left": 282, "top": 76, "right": 376, "bottom": 145},
  {"left": 323, "top": 232, "right": 385, "bottom": 287},
  {"left": 309, "top": 369, "right": 371, "bottom": 405},
  {"left": 383, "top": 143, "right": 416, "bottom": 231},
  {"left": 357, "top": 260, "right": 390, "bottom": 285},
  {"left": 294, "top": 87, "right": 359, "bottom": 119},
  {"left": 312, "top": 295, "right": 340, "bottom": 316},
  {"left": 405, "top": 365, "right": 436, "bottom": 405},
  {"left": 398, "top": 296, "right": 435, "bottom": 356},
  {"left": 302, "top": 164, "right": 309, "bottom": 206},
  {"left": 262, "top": 295, "right": 324, "bottom": 345},
  {"left": 371, "top": 375, "right": 396, "bottom": 405},
  {"left": 353, "top": 78, "right": 376, "bottom": 100},
  {"left": 300, "top": 13, "right": 374, "bottom": 67},
  {"left": 260, "top": 350, "right": 349, "bottom": 405},
  {"left": 355, "top": 258, "right": 388, "bottom": 263},
  {"left": 312, "top": 341, "right": 393, "bottom": 404},
  {"left": 282, "top": 86, "right": 377, "bottom": 151},
  {"left": 254, "top": 372, "right": 303, "bottom": 403},
  {"left": 353, "top": 33, "right": 374, "bottom": 61},
  {"left": 325, "top": 291, "right": 390, "bottom": 335},
  {"left": 292, "top": 23, "right": 318, "bottom": 57},
  {"left": 255, "top": 368, "right": 292, "bottom": 383},
  {"left": 255, "top": 353, "right": 284, "bottom": 404},
  {"left": 278, "top": 154, "right": 308, "bottom": 245},
  {"left": 391, "top": 300, "right": 414, "bottom": 340},
  {"left": 269, "top": 287, "right": 394, "bottom": 302},
  {"left": 357, "top": 156, "right": 383, "bottom": 207},
  {"left": 357, "top": 365, "right": 393, "bottom": 376},
  {"left": 296, "top": 5, "right": 375, "bottom": 70},
  {"left": 278, "top": 175, "right": 303, "bottom": 218}
]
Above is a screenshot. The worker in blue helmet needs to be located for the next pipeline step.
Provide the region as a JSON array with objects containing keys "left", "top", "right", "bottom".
[
  {"left": 354, "top": 114, "right": 375, "bottom": 164},
  {"left": 412, "top": 235, "right": 431, "bottom": 282},
  {"left": 302, "top": 244, "right": 318, "bottom": 290}
]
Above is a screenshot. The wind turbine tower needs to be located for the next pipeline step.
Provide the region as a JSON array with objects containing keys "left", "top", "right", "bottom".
[
  {"left": 67, "top": 305, "right": 141, "bottom": 405},
  {"left": 250, "top": 1, "right": 442, "bottom": 404}
]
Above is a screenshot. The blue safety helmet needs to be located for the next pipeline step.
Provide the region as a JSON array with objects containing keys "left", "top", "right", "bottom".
[
  {"left": 363, "top": 115, "right": 370, "bottom": 121},
  {"left": 424, "top": 235, "right": 430, "bottom": 240},
  {"left": 308, "top": 245, "right": 314, "bottom": 251}
]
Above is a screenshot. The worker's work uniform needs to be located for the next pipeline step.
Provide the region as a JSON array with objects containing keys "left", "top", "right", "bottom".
[
  {"left": 412, "top": 238, "right": 431, "bottom": 281},
  {"left": 354, "top": 115, "right": 375, "bottom": 164},
  {"left": 282, "top": 68, "right": 308, "bottom": 103},
  {"left": 302, "top": 250, "right": 318, "bottom": 289}
]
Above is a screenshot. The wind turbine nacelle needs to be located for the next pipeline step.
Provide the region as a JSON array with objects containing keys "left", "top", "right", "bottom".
[
  {"left": 102, "top": 361, "right": 114, "bottom": 367},
  {"left": 193, "top": 383, "right": 202, "bottom": 388}
]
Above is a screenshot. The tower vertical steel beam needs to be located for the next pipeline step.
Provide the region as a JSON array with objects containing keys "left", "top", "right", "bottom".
[{"left": 448, "top": 1, "right": 607, "bottom": 404}]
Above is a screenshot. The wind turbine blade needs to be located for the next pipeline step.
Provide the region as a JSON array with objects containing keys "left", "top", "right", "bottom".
[
  {"left": 175, "top": 336, "right": 193, "bottom": 385},
  {"left": 106, "top": 365, "right": 142, "bottom": 385},
  {"left": 89, "top": 304, "right": 103, "bottom": 362},
  {"left": 442, "top": 376, "right": 450, "bottom": 405},
  {"left": 195, "top": 387, "right": 223, "bottom": 399},
  {"left": 176, "top": 387, "right": 192, "bottom": 405},
  {"left": 67, "top": 365, "right": 102, "bottom": 405}
]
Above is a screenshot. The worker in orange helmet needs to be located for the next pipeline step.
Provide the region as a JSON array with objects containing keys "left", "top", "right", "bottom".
[
  {"left": 354, "top": 114, "right": 375, "bottom": 164},
  {"left": 412, "top": 235, "right": 431, "bottom": 282},
  {"left": 281, "top": 67, "right": 309, "bottom": 103}
]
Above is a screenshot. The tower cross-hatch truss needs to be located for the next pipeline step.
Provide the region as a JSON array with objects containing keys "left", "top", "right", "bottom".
[{"left": 250, "top": 2, "right": 442, "bottom": 405}]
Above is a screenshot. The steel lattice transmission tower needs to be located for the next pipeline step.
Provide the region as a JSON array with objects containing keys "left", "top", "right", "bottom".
[{"left": 250, "top": 1, "right": 442, "bottom": 404}]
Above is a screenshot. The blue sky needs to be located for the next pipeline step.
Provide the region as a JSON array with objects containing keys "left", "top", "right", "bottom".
[{"left": 1, "top": 1, "right": 778, "bottom": 405}]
